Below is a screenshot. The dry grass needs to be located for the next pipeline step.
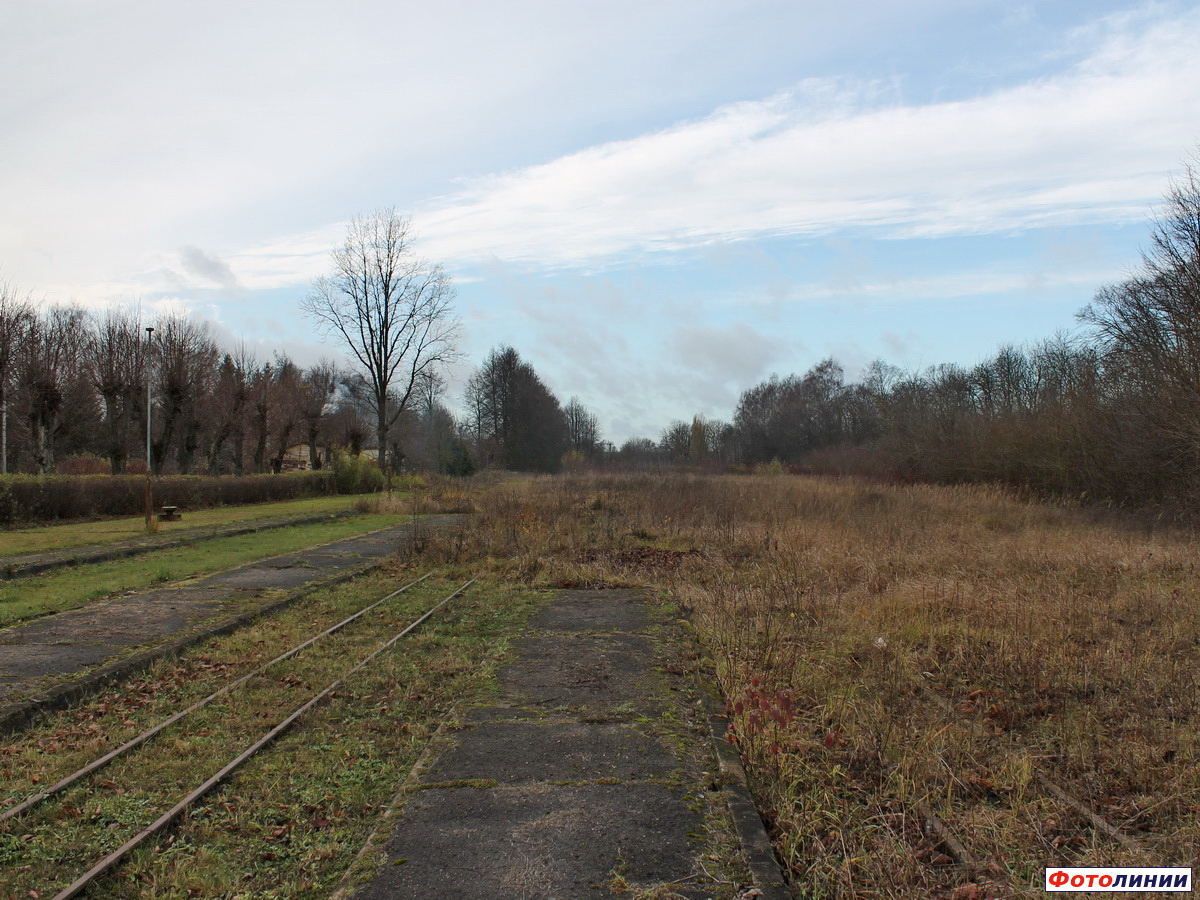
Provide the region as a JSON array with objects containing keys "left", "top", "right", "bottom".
[{"left": 413, "top": 472, "right": 1199, "bottom": 898}]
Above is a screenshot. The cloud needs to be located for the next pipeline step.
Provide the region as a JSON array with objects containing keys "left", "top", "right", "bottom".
[
  {"left": 179, "top": 246, "right": 239, "bottom": 290},
  {"left": 660, "top": 322, "right": 793, "bottom": 415},
  {"left": 670, "top": 322, "right": 789, "bottom": 385},
  {"left": 725, "top": 264, "right": 1111, "bottom": 307},
  {"left": 224, "top": 225, "right": 343, "bottom": 290},
  {"left": 415, "top": 6, "right": 1200, "bottom": 269}
]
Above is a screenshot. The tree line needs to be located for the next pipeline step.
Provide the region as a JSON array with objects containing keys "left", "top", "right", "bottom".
[
  {"left": 624, "top": 151, "right": 1200, "bottom": 507},
  {"left": 0, "top": 297, "right": 376, "bottom": 476},
  {"left": 5, "top": 152, "right": 1199, "bottom": 509},
  {"left": 0, "top": 289, "right": 602, "bottom": 479}
]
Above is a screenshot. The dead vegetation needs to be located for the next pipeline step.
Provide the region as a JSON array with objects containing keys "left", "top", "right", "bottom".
[{"left": 413, "top": 472, "right": 1200, "bottom": 898}]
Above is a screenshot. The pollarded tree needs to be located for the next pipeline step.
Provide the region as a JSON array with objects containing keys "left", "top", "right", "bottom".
[
  {"left": 149, "top": 314, "right": 219, "bottom": 474},
  {"left": 304, "top": 209, "right": 459, "bottom": 478},
  {"left": 267, "top": 355, "right": 306, "bottom": 473},
  {"left": 247, "top": 357, "right": 297, "bottom": 474},
  {"left": 85, "top": 307, "right": 146, "bottom": 474},
  {"left": 299, "top": 359, "right": 340, "bottom": 470},
  {"left": 20, "top": 305, "right": 89, "bottom": 474},
  {"left": 205, "top": 347, "right": 254, "bottom": 475},
  {"left": 0, "top": 282, "right": 33, "bottom": 473},
  {"left": 330, "top": 374, "right": 374, "bottom": 457}
]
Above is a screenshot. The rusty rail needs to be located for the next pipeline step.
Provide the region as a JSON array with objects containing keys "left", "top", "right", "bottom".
[{"left": 51, "top": 577, "right": 475, "bottom": 900}]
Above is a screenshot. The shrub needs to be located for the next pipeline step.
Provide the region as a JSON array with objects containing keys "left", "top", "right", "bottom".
[
  {"left": 330, "top": 450, "right": 385, "bottom": 495},
  {"left": 560, "top": 449, "right": 586, "bottom": 473},
  {"left": 756, "top": 459, "right": 786, "bottom": 476},
  {"left": 55, "top": 454, "right": 111, "bottom": 476},
  {"left": 444, "top": 440, "right": 476, "bottom": 477},
  {"left": 0, "top": 471, "right": 339, "bottom": 526}
]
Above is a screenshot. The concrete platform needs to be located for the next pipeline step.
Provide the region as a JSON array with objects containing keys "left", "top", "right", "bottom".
[
  {"left": 345, "top": 589, "right": 790, "bottom": 899},
  {"left": 0, "top": 519, "right": 463, "bottom": 733}
]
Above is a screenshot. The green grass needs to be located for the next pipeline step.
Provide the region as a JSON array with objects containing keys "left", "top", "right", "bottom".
[
  {"left": 0, "top": 571, "right": 543, "bottom": 899},
  {"left": 0, "top": 513, "right": 411, "bottom": 627},
  {"left": 0, "top": 495, "right": 381, "bottom": 558}
]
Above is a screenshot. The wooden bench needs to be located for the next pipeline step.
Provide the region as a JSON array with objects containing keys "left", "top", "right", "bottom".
[{"left": 159, "top": 506, "right": 182, "bottom": 522}]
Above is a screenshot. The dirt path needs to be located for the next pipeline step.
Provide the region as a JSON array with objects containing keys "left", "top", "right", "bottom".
[
  {"left": 343, "top": 589, "right": 790, "bottom": 900},
  {"left": 0, "top": 516, "right": 464, "bottom": 734}
]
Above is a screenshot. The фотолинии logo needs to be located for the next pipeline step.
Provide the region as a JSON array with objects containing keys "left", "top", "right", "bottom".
[{"left": 1044, "top": 867, "right": 1192, "bottom": 892}]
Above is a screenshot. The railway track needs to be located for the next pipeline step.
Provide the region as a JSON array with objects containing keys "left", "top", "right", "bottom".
[
  {"left": 729, "top": 656, "right": 1166, "bottom": 897},
  {"left": 0, "top": 518, "right": 454, "bottom": 737},
  {"left": 830, "top": 673, "right": 1156, "bottom": 896},
  {"left": 0, "top": 574, "right": 480, "bottom": 899},
  {"left": 911, "top": 677, "right": 1152, "bottom": 856}
]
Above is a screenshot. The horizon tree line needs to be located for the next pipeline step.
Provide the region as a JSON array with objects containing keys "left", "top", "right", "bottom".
[{"left": 4, "top": 149, "right": 1199, "bottom": 505}]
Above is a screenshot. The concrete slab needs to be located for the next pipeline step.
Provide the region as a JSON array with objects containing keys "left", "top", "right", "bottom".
[
  {"left": 499, "top": 632, "right": 661, "bottom": 709},
  {"left": 1, "top": 590, "right": 232, "bottom": 645},
  {"left": 526, "top": 589, "right": 650, "bottom": 633},
  {"left": 0, "top": 644, "right": 115, "bottom": 684},
  {"left": 287, "top": 551, "right": 362, "bottom": 568},
  {"left": 344, "top": 589, "right": 778, "bottom": 899},
  {"left": 426, "top": 720, "right": 679, "bottom": 784},
  {"left": 200, "top": 565, "right": 322, "bottom": 590},
  {"left": 357, "top": 782, "right": 703, "bottom": 900}
]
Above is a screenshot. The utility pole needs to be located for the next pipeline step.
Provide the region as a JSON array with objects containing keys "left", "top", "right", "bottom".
[{"left": 144, "top": 326, "right": 155, "bottom": 531}]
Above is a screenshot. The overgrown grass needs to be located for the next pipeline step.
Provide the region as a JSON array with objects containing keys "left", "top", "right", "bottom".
[
  {"left": 0, "top": 495, "right": 367, "bottom": 557},
  {"left": 403, "top": 473, "right": 1200, "bottom": 898},
  {"left": 0, "top": 513, "right": 409, "bottom": 626},
  {"left": 0, "top": 567, "right": 543, "bottom": 898}
]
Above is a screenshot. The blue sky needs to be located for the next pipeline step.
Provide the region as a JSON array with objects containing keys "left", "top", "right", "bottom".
[{"left": 3, "top": 1, "right": 1199, "bottom": 443}]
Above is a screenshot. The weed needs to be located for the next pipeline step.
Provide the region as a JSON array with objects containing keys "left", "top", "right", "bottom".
[{"left": 406, "top": 472, "right": 1199, "bottom": 898}]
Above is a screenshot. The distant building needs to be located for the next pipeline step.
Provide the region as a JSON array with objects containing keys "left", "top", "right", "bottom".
[{"left": 279, "top": 444, "right": 376, "bottom": 471}]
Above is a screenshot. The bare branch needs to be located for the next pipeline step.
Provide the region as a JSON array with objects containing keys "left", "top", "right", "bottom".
[{"left": 303, "top": 209, "right": 460, "bottom": 476}]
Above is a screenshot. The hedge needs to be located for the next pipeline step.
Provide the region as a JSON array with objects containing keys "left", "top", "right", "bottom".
[{"left": 0, "top": 471, "right": 341, "bottom": 526}]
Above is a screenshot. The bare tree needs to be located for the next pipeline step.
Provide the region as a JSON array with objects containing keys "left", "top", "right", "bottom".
[
  {"left": 464, "top": 346, "right": 568, "bottom": 471},
  {"left": 564, "top": 396, "right": 600, "bottom": 457},
  {"left": 299, "top": 359, "right": 340, "bottom": 470},
  {"left": 331, "top": 374, "right": 373, "bottom": 456},
  {"left": 20, "top": 305, "right": 88, "bottom": 474},
  {"left": 1081, "top": 150, "right": 1200, "bottom": 483},
  {"left": 149, "top": 314, "right": 219, "bottom": 473},
  {"left": 659, "top": 420, "right": 692, "bottom": 461},
  {"left": 0, "top": 282, "right": 33, "bottom": 473},
  {"left": 206, "top": 346, "right": 254, "bottom": 475},
  {"left": 248, "top": 359, "right": 276, "bottom": 474},
  {"left": 303, "top": 209, "right": 459, "bottom": 477},
  {"left": 466, "top": 346, "right": 519, "bottom": 464},
  {"left": 404, "top": 370, "right": 456, "bottom": 471},
  {"left": 267, "top": 354, "right": 305, "bottom": 473},
  {"left": 85, "top": 307, "right": 146, "bottom": 474}
]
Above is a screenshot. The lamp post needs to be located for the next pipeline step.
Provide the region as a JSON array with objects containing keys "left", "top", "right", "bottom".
[{"left": 144, "top": 326, "right": 154, "bottom": 531}]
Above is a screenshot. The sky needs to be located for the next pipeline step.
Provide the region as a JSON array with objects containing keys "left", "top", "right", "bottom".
[{"left": 3, "top": 1, "right": 1199, "bottom": 444}]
